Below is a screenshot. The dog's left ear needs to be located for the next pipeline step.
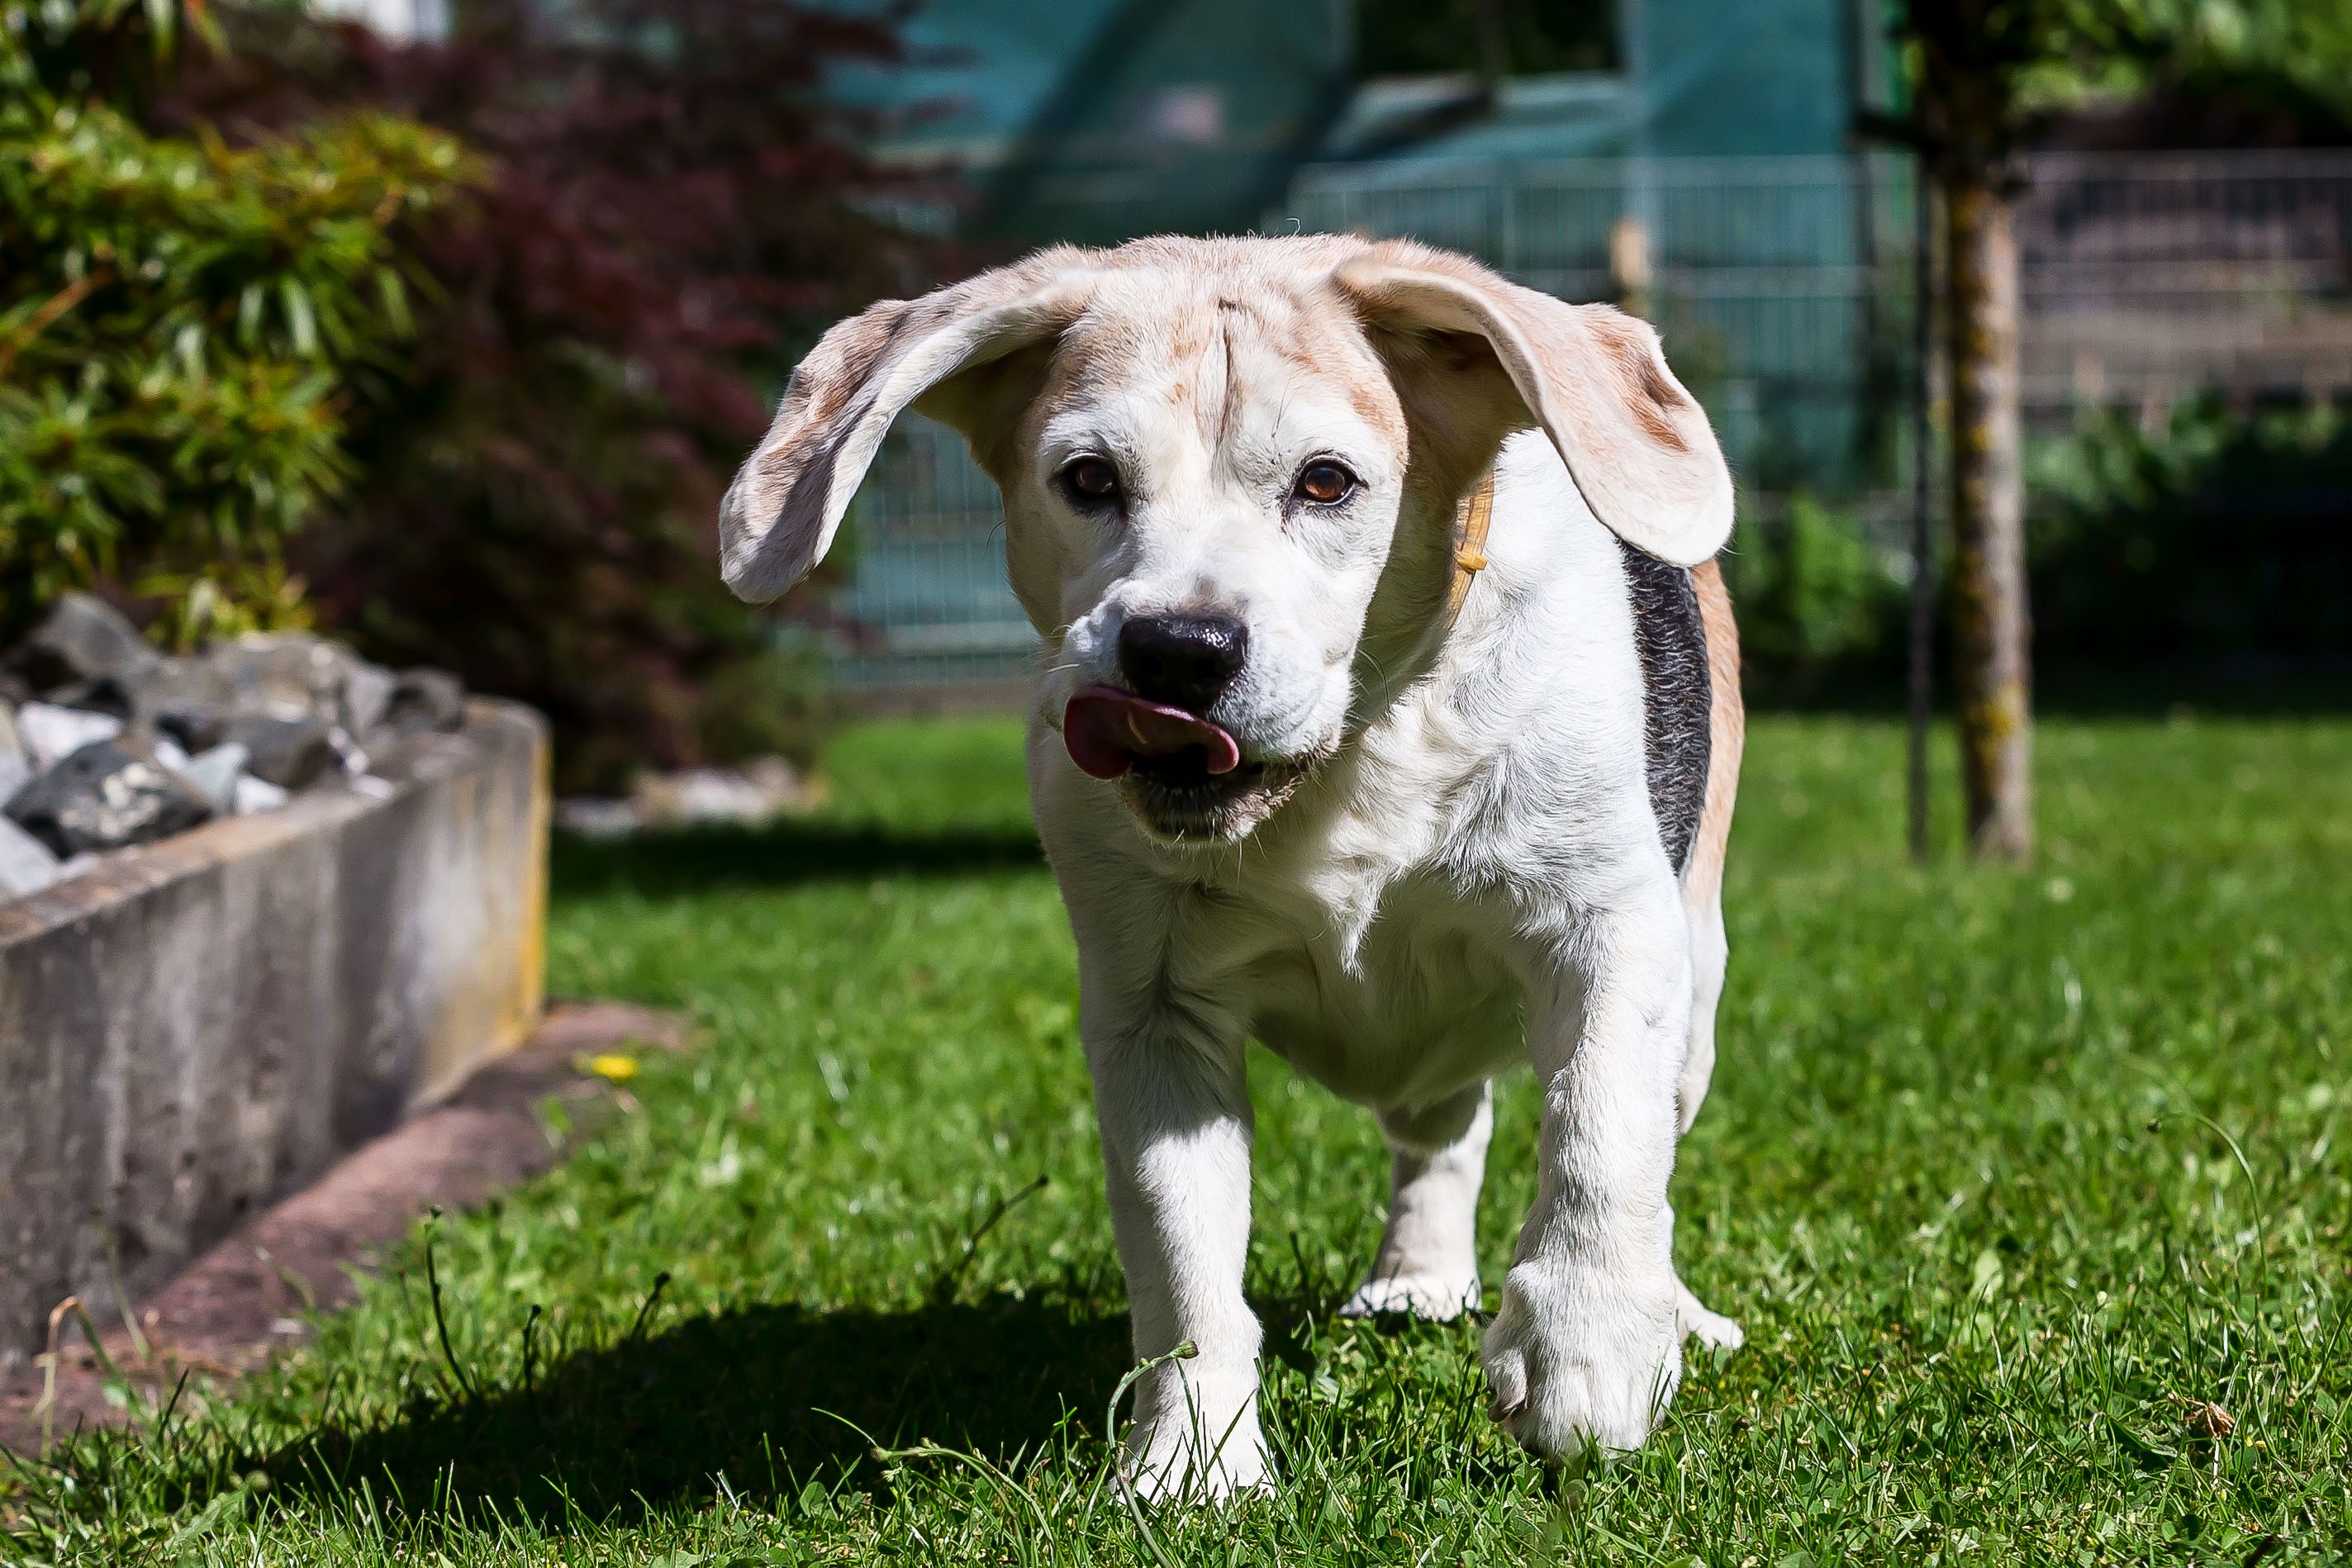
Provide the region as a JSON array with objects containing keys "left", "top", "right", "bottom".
[
  {"left": 720, "top": 257, "right": 1095, "bottom": 603},
  {"left": 1335, "top": 247, "right": 1732, "bottom": 567}
]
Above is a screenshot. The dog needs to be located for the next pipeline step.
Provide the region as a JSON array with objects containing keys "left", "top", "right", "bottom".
[{"left": 719, "top": 235, "right": 1745, "bottom": 1499}]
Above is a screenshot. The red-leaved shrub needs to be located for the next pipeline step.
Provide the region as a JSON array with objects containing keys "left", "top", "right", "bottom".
[{"left": 169, "top": 2, "right": 953, "bottom": 789}]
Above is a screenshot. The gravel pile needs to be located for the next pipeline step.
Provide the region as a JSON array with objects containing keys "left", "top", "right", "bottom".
[{"left": 0, "top": 595, "right": 465, "bottom": 901}]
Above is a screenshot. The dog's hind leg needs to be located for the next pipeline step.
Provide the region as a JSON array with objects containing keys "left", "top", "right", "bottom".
[
  {"left": 1676, "top": 895, "right": 1727, "bottom": 1135},
  {"left": 1674, "top": 558, "right": 1743, "bottom": 1350},
  {"left": 1671, "top": 893, "right": 1742, "bottom": 1346},
  {"left": 1340, "top": 1081, "right": 1492, "bottom": 1321},
  {"left": 1675, "top": 559, "right": 1741, "bottom": 1134}
]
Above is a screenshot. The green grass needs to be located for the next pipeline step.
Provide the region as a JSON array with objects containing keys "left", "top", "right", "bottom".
[{"left": 6, "top": 713, "right": 2351, "bottom": 1565}]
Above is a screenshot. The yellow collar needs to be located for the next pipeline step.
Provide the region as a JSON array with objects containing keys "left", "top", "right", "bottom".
[{"left": 1447, "top": 468, "right": 1495, "bottom": 621}]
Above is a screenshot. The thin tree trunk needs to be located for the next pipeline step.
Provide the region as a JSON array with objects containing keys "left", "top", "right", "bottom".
[
  {"left": 1941, "top": 169, "right": 2032, "bottom": 862},
  {"left": 1907, "top": 164, "right": 1936, "bottom": 863}
]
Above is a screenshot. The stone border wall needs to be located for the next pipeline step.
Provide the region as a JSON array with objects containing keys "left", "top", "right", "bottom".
[{"left": 0, "top": 699, "right": 548, "bottom": 1374}]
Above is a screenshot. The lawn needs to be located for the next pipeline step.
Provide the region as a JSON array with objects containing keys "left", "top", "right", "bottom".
[{"left": 5, "top": 713, "right": 2350, "bottom": 1566}]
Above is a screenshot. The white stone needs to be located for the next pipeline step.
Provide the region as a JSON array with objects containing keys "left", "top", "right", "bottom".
[
  {"left": 233, "top": 775, "right": 290, "bottom": 816},
  {"left": 17, "top": 703, "right": 123, "bottom": 769},
  {"left": 556, "top": 796, "right": 639, "bottom": 838},
  {"left": 630, "top": 758, "right": 808, "bottom": 827},
  {"left": 180, "top": 743, "right": 251, "bottom": 810},
  {"left": 0, "top": 816, "right": 59, "bottom": 897}
]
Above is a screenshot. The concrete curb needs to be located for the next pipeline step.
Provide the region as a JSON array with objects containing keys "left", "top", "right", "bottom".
[
  {"left": 0, "top": 699, "right": 550, "bottom": 1377},
  {"left": 0, "top": 1002, "right": 689, "bottom": 1456}
]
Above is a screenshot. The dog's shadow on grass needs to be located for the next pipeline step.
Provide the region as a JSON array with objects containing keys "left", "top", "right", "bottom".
[
  {"left": 550, "top": 821, "right": 1044, "bottom": 900},
  {"left": 262, "top": 1293, "right": 1130, "bottom": 1524}
]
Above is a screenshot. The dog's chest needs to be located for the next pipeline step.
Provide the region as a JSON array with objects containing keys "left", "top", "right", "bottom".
[
  {"left": 1201, "top": 801, "right": 1528, "bottom": 1111},
  {"left": 1239, "top": 889, "right": 1523, "bottom": 1109}
]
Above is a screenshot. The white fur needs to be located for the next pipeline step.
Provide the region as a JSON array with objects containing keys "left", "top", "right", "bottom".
[
  {"left": 1034, "top": 439, "right": 1732, "bottom": 1495},
  {"left": 720, "top": 236, "right": 1741, "bottom": 1503}
]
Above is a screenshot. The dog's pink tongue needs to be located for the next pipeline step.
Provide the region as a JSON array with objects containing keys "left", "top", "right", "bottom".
[{"left": 1063, "top": 685, "right": 1241, "bottom": 781}]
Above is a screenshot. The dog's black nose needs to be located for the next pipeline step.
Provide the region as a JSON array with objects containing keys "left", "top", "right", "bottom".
[{"left": 1119, "top": 612, "right": 1248, "bottom": 712}]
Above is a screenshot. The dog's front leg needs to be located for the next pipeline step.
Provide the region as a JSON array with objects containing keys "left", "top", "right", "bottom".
[
  {"left": 1484, "top": 901, "right": 1691, "bottom": 1457},
  {"left": 1086, "top": 1000, "right": 1269, "bottom": 1500}
]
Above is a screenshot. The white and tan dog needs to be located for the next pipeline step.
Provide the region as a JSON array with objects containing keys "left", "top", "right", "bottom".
[{"left": 719, "top": 235, "right": 1745, "bottom": 1499}]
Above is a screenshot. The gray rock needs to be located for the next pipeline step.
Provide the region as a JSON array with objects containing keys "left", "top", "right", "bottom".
[
  {"left": 17, "top": 702, "right": 125, "bottom": 769},
  {"left": 72, "top": 653, "right": 240, "bottom": 751},
  {"left": 204, "top": 634, "right": 354, "bottom": 724},
  {"left": 378, "top": 668, "right": 466, "bottom": 737},
  {"left": 4, "top": 739, "right": 214, "bottom": 858},
  {"left": 150, "top": 697, "right": 230, "bottom": 754},
  {"left": 0, "top": 705, "right": 26, "bottom": 801},
  {"left": 186, "top": 633, "right": 412, "bottom": 739},
  {"left": 343, "top": 660, "right": 397, "bottom": 736},
  {"left": 226, "top": 714, "right": 337, "bottom": 790},
  {"left": 0, "top": 816, "right": 59, "bottom": 897},
  {"left": 179, "top": 743, "right": 250, "bottom": 811},
  {"left": 43, "top": 675, "right": 136, "bottom": 720},
  {"left": 202, "top": 631, "right": 335, "bottom": 710},
  {"left": 326, "top": 725, "right": 369, "bottom": 777},
  {"left": 5, "top": 592, "right": 159, "bottom": 694}
]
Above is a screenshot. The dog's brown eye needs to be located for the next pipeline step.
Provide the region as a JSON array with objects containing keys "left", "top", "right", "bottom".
[
  {"left": 1062, "top": 458, "right": 1121, "bottom": 504},
  {"left": 1295, "top": 462, "right": 1356, "bottom": 506}
]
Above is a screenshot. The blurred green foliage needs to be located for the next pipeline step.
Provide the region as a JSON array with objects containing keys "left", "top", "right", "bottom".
[
  {"left": 2008, "top": 0, "right": 2352, "bottom": 126},
  {"left": 1896, "top": 0, "right": 2352, "bottom": 153},
  {"left": 164, "top": 0, "right": 925, "bottom": 791},
  {"left": 1725, "top": 393, "right": 2352, "bottom": 700},
  {"left": 0, "top": 0, "right": 470, "bottom": 643},
  {"left": 2029, "top": 394, "right": 2352, "bottom": 662},
  {"left": 1723, "top": 495, "right": 1906, "bottom": 692},
  {"left": 3, "top": 0, "right": 919, "bottom": 787}
]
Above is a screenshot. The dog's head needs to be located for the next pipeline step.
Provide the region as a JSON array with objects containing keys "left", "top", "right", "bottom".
[{"left": 720, "top": 235, "right": 1730, "bottom": 843}]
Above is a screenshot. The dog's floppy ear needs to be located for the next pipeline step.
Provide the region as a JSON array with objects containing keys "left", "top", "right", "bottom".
[
  {"left": 720, "top": 259, "right": 1095, "bottom": 602},
  {"left": 1334, "top": 245, "right": 1732, "bottom": 567}
]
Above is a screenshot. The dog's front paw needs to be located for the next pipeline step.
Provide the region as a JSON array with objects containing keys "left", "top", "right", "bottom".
[
  {"left": 1123, "top": 1365, "right": 1272, "bottom": 1504},
  {"left": 1338, "top": 1270, "right": 1482, "bottom": 1322},
  {"left": 1480, "top": 1261, "right": 1680, "bottom": 1458}
]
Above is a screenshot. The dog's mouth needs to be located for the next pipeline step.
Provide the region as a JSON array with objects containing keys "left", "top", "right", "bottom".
[
  {"left": 1062, "top": 684, "right": 1297, "bottom": 839},
  {"left": 1062, "top": 685, "right": 1240, "bottom": 782}
]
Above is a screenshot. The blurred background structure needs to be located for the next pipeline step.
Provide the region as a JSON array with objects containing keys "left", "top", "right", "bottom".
[
  {"left": 827, "top": 1, "right": 2352, "bottom": 717},
  {"left": 7, "top": 0, "right": 2350, "bottom": 845}
]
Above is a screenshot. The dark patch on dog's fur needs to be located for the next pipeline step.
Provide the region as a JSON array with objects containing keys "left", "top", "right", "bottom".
[{"left": 1619, "top": 542, "right": 1711, "bottom": 872}]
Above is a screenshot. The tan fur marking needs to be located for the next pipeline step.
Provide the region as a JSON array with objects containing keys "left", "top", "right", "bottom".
[
  {"left": 1681, "top": 558, "right": 1742, "bottom": 911},
  {"left": 1594, "top": 317, "right": 1691, "bottom": 454}
]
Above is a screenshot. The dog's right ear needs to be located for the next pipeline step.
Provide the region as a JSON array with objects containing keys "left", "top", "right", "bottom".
[
  {"left": 1336, "top": 244, "right": 1732, "bottom": 568},
  {"left": 720, "top": 259, "right": 1095, "bottom": 603}
]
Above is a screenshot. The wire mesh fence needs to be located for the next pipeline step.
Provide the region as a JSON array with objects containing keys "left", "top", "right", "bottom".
[
  {"left": 2019, "top": 152, "right": 2352, "bottom": 412},
  {"left": 823, "top": 150, "right": 2352, "bottom": 695}
]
